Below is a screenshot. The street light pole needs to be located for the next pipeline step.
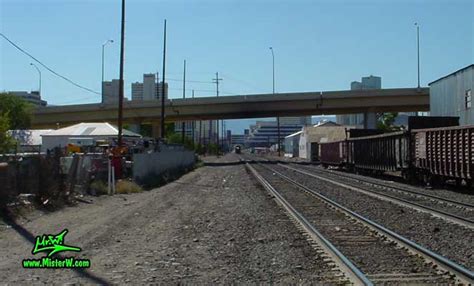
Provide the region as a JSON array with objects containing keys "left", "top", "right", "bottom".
[
  {"left": 30, "top": 63, "right": 41, "bottom": 95},
  {"left": 270, "top": 47, "right": 280, "bottom": 156},
  {"left": 415, "top": 22, "right": 420, "bottom": 89},
  {"left": 101, "top": 39, "right": 114, "bottom": 88},
  {"left": 182, "top": 59, "right": 186, "bottom": 143}
]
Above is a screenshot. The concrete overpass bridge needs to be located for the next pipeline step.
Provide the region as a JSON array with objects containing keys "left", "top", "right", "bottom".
[{"left": 32, "top": 87, "right": 429, "bottom": 136}]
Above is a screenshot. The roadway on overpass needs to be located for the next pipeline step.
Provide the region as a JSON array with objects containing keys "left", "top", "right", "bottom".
[{"left": 32, "top": 87, "right": 429, "bottom": 128}]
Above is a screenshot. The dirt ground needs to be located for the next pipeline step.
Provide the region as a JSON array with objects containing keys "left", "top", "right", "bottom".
[{"left": 0, "top": 154, "right": 339, "bottom": 284}]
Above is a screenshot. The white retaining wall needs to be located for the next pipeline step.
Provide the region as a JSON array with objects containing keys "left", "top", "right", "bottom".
[{"left": 133, "top": 150, "right": 196, "bottom": 181}]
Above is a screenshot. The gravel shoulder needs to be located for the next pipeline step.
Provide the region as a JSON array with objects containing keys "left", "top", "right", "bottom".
[{"left": 0, "top": 154, "right": 339, "bottom": 284}]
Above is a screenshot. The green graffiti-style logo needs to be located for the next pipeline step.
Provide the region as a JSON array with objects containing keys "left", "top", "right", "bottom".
[{"left": 32, "top": 229, "right": 81, "bottom": 257}]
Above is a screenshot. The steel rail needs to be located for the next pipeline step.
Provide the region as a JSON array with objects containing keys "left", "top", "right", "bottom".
[
  {"left": 281, "top": 164, "right": 474, "bottom": 229},
  {"left": 261, "top": 163, "right": 474, "bottom": 284},
  {"left": 245, "top": 162, "right": 373, "bottom": 286},
  {"left": 317, "top": 166, "right": 474, "bottom": 210}
]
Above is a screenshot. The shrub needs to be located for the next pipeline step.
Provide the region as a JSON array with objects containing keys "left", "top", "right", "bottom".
[
  {"left": 90, "top": 180, "right": 108, "bottom": 195},
  {"left": 115, "top": 180, "right": 143, "bottom": 194}
]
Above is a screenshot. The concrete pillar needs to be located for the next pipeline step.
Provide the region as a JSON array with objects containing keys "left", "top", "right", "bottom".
[
  {"left": 364, "top": 112, "right": 377, "bottom": 129},
  {"left": 128, "top": 123, "right": 141, "bottom": 134},
  {"left": 151, "top": 121, "right": 162, "bottom": 139}
]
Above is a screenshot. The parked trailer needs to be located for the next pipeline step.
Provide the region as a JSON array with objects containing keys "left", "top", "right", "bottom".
[{"left": 412, "top": 125, "right": 474, "bottom": 185}]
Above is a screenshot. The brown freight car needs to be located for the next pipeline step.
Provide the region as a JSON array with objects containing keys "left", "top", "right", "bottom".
[
  {"left": 412, "top": 125, "right": 474, "bottom": 186},
  {"left": 319, "top": 140, "right": 347, "bottom": 168},
  {"left": 349, "top": 131, "right": 410, "bottom": 175}
]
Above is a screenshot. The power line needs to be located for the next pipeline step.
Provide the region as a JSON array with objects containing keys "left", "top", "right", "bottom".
[
  {"left": 0, "top": 32, "right": 101, "bottom": 95},
  {"left": 167, "top": 78, "right": 213, "bottom": 84}
]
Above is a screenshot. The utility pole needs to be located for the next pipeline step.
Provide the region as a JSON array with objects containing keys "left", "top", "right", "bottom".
[
  {"left": 182, "top": 60, "right": 186, "bottom": 143},
  {"left": 160, "top": 19, "right": 167, "bottom": 139},
  {"left": 192, "top": 89, "right": 195, "bottom": 146},
  {"left": 213, "top": 72, "right": 223, "bottom": 154},
  {"left": 415, "top": 22, "right": 421, "bottom": 89},
  {"left": 117, "top": 0, "right": 125, "bottom": 147},
  {"left": 269, "top": 47, "right": 280, "bottom": 156}
]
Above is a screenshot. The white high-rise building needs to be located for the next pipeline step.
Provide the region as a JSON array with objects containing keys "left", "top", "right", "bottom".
[
  {"left": 102, "top": 79, "right": 120, "bottom": 104},
  {"left": 336, "top": 75, "right": 382, "bottom": 128},
  {"left": 143, "top": 73, "right": 157, "bottom": 100},
  {"left": 131, "top": 73, "right": 168, "bottom": 101},
  {"left": 131, "top": 82, "right": 143, "bottom": 101}
]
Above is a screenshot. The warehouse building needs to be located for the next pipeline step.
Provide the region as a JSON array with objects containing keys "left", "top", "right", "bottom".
[
  {"left": 41, "top": 122, "right": 141, "bottom": 152},
  {"left": 298, "top": 121, "right": 347, "bottom": 161},
  {"left": 429, "top": 64, "right": 474, "bottom": 126},
  {"left": 283, "top": 131, "right": 302, "bottom": 158}
]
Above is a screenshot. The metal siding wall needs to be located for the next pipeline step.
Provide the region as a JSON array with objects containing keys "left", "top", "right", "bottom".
[{"left": 430, "top": 67, "right": 474, "bottom": 126}]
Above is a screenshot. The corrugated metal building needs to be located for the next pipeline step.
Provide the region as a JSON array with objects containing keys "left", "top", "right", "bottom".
[{"left": 429, "top": 64, "right": 474, "bottom": 126}]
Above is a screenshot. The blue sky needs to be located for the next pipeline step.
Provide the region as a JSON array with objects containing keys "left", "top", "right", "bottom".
[{"left": 1, "top": 0, "right": 473, "bottom": 132}]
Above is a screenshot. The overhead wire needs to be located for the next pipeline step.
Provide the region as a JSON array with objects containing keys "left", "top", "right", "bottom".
[{"left": 0, "top": 32, "right": 101, "bottom": 95}]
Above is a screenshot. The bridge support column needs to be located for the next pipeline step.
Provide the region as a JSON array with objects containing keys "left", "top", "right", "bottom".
[
  {"left": 364, "top": 111, "right": 377, "bottom": 129},
  {"left": 128, "top": 122, "right": 141, "bottom": 134},
  {"left": 151, "top": 121, "right": 162, "bottom": 139}
]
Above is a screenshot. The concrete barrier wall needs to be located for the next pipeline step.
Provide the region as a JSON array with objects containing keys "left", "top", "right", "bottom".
[{"left": 133, "top": 150, "right": 196, "bottom": 184}]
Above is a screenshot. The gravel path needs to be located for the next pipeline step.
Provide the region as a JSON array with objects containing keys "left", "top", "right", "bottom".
[
  {"left": 266, "top": 162, "right": 474, "bottom": 270},
  {"left": 0, "top": 154, "right": 342, "bottom": 284}
]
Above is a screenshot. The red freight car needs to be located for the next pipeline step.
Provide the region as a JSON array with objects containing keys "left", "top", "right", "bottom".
[
  {"left": 319, "top": 140, "right": 347, "bottom": 168},
  {"left": 412, "top": 125, "right": 474, "bottom": 186}
]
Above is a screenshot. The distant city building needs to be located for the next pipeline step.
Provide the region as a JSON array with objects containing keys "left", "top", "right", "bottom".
[
  {"left": 102, "top": 79, "right": 120, "bottom": 104},
  {"left": 336, "top": 75, "right": 382, "bottom": 128},
  {"left": 143, "top": 73, "right": 156, "bottom": 100},
  {"left": 6, "top": 91, "right": 47, "bottom": 106},
  {"left": 245, "top": 120, "right": 306, "bottom": 147},
  {"left": 279, "top": 116, "right": 312, "bottom": 125},
  {"left": 429, "top": 64, "right": 474, "bottom": 126},
  {"left": 174, "top": 120, "right": 217, "bottom": 145},
  {"left": 131, "top": 73, "right": 168, "bottom": 101},
  {"left": 131, "top": 82, "right": 143, "bottom": 101}
]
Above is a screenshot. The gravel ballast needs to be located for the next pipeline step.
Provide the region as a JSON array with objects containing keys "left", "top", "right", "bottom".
[
  {"left": 266, "top": 162, "right": 474, "bottom": 270},
  {"left": 253, "top": 163, "right": 455, "bottom": 284}
]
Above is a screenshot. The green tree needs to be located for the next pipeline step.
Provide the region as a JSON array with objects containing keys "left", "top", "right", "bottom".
[
  {"left": 167, "top": 131, "right": 195, "bottom": 150},
  {"left": 0, "top": 93, "right": 32, "bottom": 129},
  {"left": 377, "top": 112, "right": 400, "bottom": 132},
  {"left": 0, "top": 93, "right": 32, "bottom": 153},
  {"left": 0, "top": 113, "right": 16, "bottom": 153}
]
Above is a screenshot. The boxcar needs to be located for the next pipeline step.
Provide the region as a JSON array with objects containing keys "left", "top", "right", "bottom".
[
  {"left": 348, "top": 131, "right": 410, "bottom": 173},
  {"left": 319, "top": 140, "right": 347, "bottom": 168},
  {"left": 412, "top": 125, "right": 474, "bottom": 185}
]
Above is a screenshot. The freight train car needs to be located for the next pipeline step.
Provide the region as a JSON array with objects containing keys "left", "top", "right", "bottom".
[
  {"left": 349, "top": 131, "right": 410, "bottom": 175},
  {"left": 319, "top": 116, "right": 462, "bottom": 186},
  {"left": 412, "top": 125, "right": 474, "bottom": 186},
  {"left": 320, "top": 140, "right": 347, "bottom": 168}
]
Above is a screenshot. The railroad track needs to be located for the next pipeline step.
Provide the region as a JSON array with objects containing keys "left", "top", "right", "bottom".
[
  {"left": 316, "top": 166, "right": 474, "bottom": 210},
  {"left": 280, "top": 163, "right": 474, "bottom": 229},
  {"left": 245, "top": 159, "right": 474, "bottom": 284}
]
